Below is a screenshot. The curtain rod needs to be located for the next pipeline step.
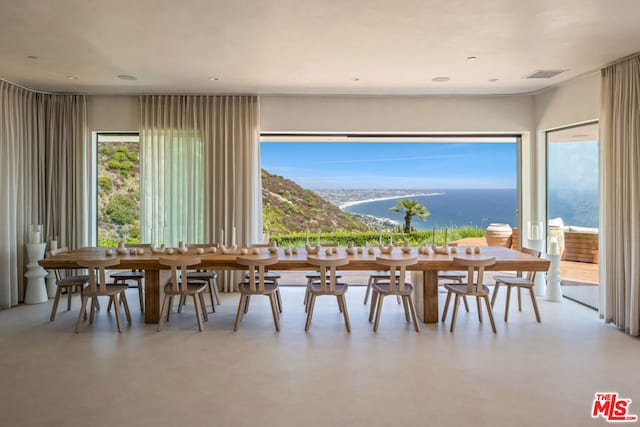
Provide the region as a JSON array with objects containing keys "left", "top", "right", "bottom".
[
  {"left": 602, "top": 52, "right": 640, "bottom": 69},
  {"left": 0, "top": 77, "right": 54, "bottom": 95}
]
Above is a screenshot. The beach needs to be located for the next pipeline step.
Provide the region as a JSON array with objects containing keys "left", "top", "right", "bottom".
[{"left": 338, "top": 192, "right": 443, "bottom": 209}]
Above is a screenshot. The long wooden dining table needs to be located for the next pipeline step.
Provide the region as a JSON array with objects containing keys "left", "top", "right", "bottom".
[{"left": 39, "top": 245, "right": 549, "bottom": 325}]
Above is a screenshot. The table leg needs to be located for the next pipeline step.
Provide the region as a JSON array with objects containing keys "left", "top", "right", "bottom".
[
  {"left": 144, "top": 269, "right": 169, "bottom": 324},
  {"left": 422, "top": 271, "right": 439, "bottom": 323}
]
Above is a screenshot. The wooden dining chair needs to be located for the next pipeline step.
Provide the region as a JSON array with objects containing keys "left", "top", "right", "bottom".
[
  {"left": 47, "top": 247, "right": 90, "bottom": 321},
  {"left": 234, "top": 255, "right": 280, "bottom": 332},
  {"left": 369, "top": 256, "right": 420, "bottom": 332},
  {"left": 75, "top": 258, "right": 131, "bottom": 333},
  {"left": 304, "top": 243, "right": 342, "bottom": 311},
  {"left": 305, "top": 255, "right": 351, "bottom": 332},
  {"left": 245, "top": 244, "right": 282, "bottom": 313},
  {"left": 157, "top": 256, "right": 208, "bottom": 332},
  {"left": 363, "top": 271, "right": 401, "bottom": 305},
  {"left": 441, "top": 257, "right": 497, "bottom": 333},
  {"left": 491, "top": 247, "right": 542, "bottom": 323}
]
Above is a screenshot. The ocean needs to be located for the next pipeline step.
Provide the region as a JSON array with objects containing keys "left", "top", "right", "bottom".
[{"left": 343, "top": 189, "right": 517, "bottom": 230}]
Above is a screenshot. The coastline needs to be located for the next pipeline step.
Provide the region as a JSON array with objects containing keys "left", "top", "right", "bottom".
[{"left": 339, "top": 192, "right": 443, "bottom": 209}]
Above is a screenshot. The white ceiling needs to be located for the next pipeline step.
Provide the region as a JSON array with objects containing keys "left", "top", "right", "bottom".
[{"left": 1, "top": 0, "right": 639, "bottom": 95}]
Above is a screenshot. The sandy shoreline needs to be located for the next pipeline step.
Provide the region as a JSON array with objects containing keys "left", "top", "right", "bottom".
[{"left": 339, "top": 192, "right": 443, "bottom": 209}]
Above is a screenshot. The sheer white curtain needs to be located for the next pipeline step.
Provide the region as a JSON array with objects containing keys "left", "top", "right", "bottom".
[
  {"left": 600, "top": 54, "right": 640, "bottom": 336},
  {"left": 140, "top": 95, "right": 261, "bottom": 291},
  {"left": 0, "top": 80, "right": 88, "bottom": 308}
]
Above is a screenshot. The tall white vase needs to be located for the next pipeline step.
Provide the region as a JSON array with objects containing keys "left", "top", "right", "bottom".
[
  {"left": 24, "top": 243, "right": 48, "bottom": 304},
  {"left": 529, "top": 239, "right": 547, "bottom": 296},
  {"left": 545, "top": 253, "right": 563, "bottom": 302}
]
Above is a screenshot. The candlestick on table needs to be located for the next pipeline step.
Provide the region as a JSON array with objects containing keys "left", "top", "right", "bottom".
[
  {"left": 306, "top": 228, "right": 309, "bottom": 245},
  {"left": 317, "top": 229, "right": 320, "bottom": 245},
  {"left": 378, "top": 231, "right": 382, "bottom": 244},
  {"left": 220, "top": 228, "right": 224, "bottom": 245},
  {"left": 444, "top": 228, "right": 448, "bottom": 245},
  {"left": 432, "top": 227, "right": 436, "bottom": 245},
  {"left": 232, "top": 226, "right": 236, "bottom": 246},
  {"left": 389, "top": 229, "right": 393, "bottom": 245}
]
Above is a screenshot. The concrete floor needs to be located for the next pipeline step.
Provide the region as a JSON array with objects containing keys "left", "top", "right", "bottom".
[{"left": 0, "top": 285, "right": 637, "bottom": 427}]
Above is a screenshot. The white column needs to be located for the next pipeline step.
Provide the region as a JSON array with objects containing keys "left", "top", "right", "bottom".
[
  {"left": 24, "top": 243, "right": 48, "bottom": 304},
  {"left": 545, "top": 253, "right": 563, "bottom": 302}
]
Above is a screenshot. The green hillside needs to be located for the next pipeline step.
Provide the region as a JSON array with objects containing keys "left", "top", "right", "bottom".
[{"left": 262, "top": 169, "right": 369, "bottom": 234}]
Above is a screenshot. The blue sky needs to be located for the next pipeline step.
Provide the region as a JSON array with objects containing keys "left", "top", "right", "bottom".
[{"left": 261, "top": 142, "right": 517, "bottom": 189}]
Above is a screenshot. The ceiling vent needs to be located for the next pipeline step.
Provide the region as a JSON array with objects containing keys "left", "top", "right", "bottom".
[{"left": 524, "top": 70, "right": 566, "bottom": 79}]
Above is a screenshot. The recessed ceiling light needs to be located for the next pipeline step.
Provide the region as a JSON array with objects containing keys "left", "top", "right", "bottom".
[
  {"left": 432, "top": 76, "right": 450, "bottom": 82},
  {"left": 27, "top": 55, "right": 38, "bottom": 60},
  {"left": 208, "top": 76, "right": 219, "bottom": 81},
  {"left": 117, "top": 74, "right": 137, "bottom": 81},
  {"left": 488, "top": 78, "right": 499, "bottom": 82},
  {"left": 351, "top": 77, "right": 360, "bottom": 82},
  {"left": 466, "top": 56, "right": 478, "bottom": 61},
  {"left": 66, "top": 76, "right": 78, "bottom": 80}
]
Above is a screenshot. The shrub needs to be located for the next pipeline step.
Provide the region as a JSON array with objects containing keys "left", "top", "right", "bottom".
[
  {"left": 119, "top": 169, "right": 129, "bottom": 178},
  {"left": 97, "top": 177, "right": 112, "bottom": 191},
  {"left": 107, "top": 160, "right": 121, "bottom": 169},
  {"left": 116, "top": 145, "right": 128, "bottom": 153},
  {"left": 120, "top": 160, "right": 133, "bottom": 171},
  {"left": 126, "top": 152, "right": 138, "bottom": 161},
  {"left": 112, "top": 152, "right": 127, "bottom": 161},
  {"left": 106, "top": 195, "right": 137, "bottom": 225}
]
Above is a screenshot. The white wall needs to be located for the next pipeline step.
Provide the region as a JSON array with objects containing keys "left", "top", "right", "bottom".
[
  {"left": 534, "top": 72, "right": 600, "bottom": 131},
  {"left": 261, "top": 94, "right": 533, "bottom": 133},
  {"left": 87, "top": 95, "right": 140, "bottom": 132}
]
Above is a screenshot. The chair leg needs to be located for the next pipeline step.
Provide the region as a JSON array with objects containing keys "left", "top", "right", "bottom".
[
  {"left": 112, "top": 295, "right": 123, "bottom": 333},
  {"left": 369, "top": 290, "right": 379, "bottom": 322},
  {"left": 407, "top": 296, "right": 420, "bottom": 332},
  {"left": 107, "top": 298, "right": 112, "bottom": 313},
  {"left": 402, "top": 295, "right": 410, "bottom": 322},
  {"left": 304, "top": 294, "right": 316, "bottom": 331},
  {"left": 505, "top": 285, "right": 512, "bottom": 322},
  {"left": 529, "top": 287, "right": 542, "bottom": 323},
  {"left": 337, "top": 295, "right": 350, "bottom": 332},
  {"left": 484, "top": 296, "right": 497, "bottom": 333},
  {"left": 275, "top": 289, "right": 283, "bottom": 314},
  {"left": 336, "top": 295, "right": 343, "bottom": 313},
  {"left": 373, "top": 295, "right": 384, "bottom": 332},
  {"left": 450, "top": 295, "right": 461, "bottom": 333},
  {"left": 199, "top": 292, "right": 209, "bottom": 321},
  {"left": 192, "top": 294, "right": 204, "bottom": 332},
  {"left": 66, "top": 286, "right": 73, "bottom": 311},
  {"left": 50, "top": 287, "right": 62, "bottom": 321},
  {"left": 89, "top": 297, "right": 98, "bottom": 325},
  {"left": 517, "top": 286, "right": 522, "bottom": 312},
  {"left": 269, "top": 293, "right": 280, "bottom": 332},
  {"left": 491, "top": 283, "right": 500, "bottom": 307},
  {"left": 75, "top": 294, "right": 89, "bottom": 333},
  {"left": 303, "top": 287, "right": 310, "bottom": 312},
  {"left": 137, "top": 279, "right": 144, "bottom": 313},
  {"left": 233, "top": 294, "right": 246, "bottom": 331},
  {"left": 157, "top": 295, "right": 169, "bottom": 331},
  {"left": 364, "top": 276, "right": 373, "bottom": 304},
  {"left": 442, "top": 290, "right": 452, "bottom": 322},
  {"left": 177, "top": 295, "right": 186, "bottom": 313},
  {"left": 212, "top": 277, "right": 221, "bottom": 305},
  {"left": 166, "top": 296, "right": 174, "bottom": 321},
  {"left": 244, "top": 295, "right": 251, "bottom": 314},
  {"left": 463, "top": 296, "right": 470, "bottom": 312},
  {"left": 121, "top": 292, "right": 132, "bottom": 323},
  {"left": 396, "top": 295, "right": 401, "bottom": 305},
  {"left": 476, "top": 296, "right": 483, "bottom": 323}
]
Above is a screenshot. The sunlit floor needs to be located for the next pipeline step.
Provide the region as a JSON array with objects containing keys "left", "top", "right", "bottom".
[{"left": 0, "top": 285, "right": 637, "bottom": 427}]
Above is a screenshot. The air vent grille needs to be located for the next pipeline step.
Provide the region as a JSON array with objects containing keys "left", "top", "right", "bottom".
[{"left": 524, "top": 70, "right": 566, "bottom": 79}]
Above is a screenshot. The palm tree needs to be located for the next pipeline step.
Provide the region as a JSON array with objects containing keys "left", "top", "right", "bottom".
[{"left": 390, "top": 199, "right": 430, "bottom": 233}]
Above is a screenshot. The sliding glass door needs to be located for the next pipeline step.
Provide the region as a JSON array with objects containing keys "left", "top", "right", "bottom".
[{"left": 547, "top": 122, "right": 599, "bottom": 308}]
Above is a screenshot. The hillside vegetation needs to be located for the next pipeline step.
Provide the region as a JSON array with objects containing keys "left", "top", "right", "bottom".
[{"left": 262, "top": 169, "right": 369, "bottom": 233}]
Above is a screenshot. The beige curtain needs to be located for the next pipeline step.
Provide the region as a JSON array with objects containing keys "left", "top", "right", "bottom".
[
  {"left": 600, "top": 55, "right": 640, "bottom": 336},
  {"left": 0, "top": 80, "right": 88, "bottom": 308},
  {"left": 140, "top": 95, "right": 261, "bottom": 291}
]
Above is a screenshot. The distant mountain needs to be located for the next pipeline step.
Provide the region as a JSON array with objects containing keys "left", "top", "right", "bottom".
[{"left": 262, "top": 169, "right": 369, "bottom": 234}]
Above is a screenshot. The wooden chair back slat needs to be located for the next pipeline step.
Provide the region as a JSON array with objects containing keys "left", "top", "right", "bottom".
[
  {"left": 158, "top": 256, "right": 202, "bottom": 294},
  {"left": 236, "top": 255, "right": 279, "bottom": 292},
  {"left": 375, "top": 256, "right": 417, "bottom": 292},
  {"left": 307, "top": 255, "right": 349, "bottom": 292},
  {"left": 452, "top": 257, "right": 496, "bottom": 293},
  {"left": 77, "top": 258, "right": 121, "bottom": 293},
  {"left": 520, "top": 247, "right": 541, "bottom": 281}
]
